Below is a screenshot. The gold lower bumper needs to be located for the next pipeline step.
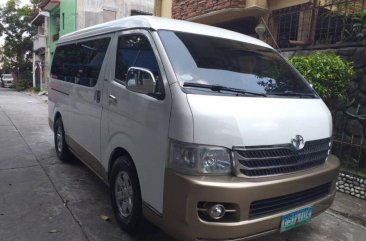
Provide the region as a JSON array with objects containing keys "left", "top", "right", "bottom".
[{"left": 155, "top": 155, "right": 339, "bottom": 241}]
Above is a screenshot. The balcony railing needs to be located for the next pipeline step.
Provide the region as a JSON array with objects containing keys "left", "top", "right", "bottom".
[{"left": 33, "top": 34, "right": 47, "bottom": 52}]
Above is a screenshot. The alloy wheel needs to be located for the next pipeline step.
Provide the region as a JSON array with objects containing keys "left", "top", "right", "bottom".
[{"left": 115, "top": 171, "right": 134, "bottom": 218}]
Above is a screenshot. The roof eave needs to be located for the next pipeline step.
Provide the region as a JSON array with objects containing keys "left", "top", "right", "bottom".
[{"left": 31, "top": 11, "right": 50, "bottom": 25}]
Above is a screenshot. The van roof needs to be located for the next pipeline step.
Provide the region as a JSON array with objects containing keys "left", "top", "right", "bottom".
[{"left": 58, "top": 16, "right": 273, "bottom": 49}]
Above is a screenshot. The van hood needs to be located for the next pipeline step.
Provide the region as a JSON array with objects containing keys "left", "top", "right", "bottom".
[{"left": 186, "top": 94, "right": 332, "bottom": 148}]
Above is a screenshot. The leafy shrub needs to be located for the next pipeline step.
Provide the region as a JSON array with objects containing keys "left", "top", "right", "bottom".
[
  {"left": 15, "top": 71, "right": 32, "bottom": 91},
  {"left": 32, "top": 86, "right": 40, "bottom": 92},
  {"left": 346, "top": 9, "right": 366, "bottom": 43},
  {"left": 289, "top": 52, "right": 354, "bottom": 105},
  {"left": 16, "top": 78, "right": 30, "bottom": 91}
]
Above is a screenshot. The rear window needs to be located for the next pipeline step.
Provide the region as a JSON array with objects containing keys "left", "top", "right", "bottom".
[
  {"left": 159, "top": 31, "right": 315, "bottom": 97},
  {"left": 51, "top": 37, "right": 111, "bottom": 87}
]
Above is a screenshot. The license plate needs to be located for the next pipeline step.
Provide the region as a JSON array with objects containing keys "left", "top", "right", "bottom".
[{"left": 280, "top": 207, "right": 312, "bottom": 232}]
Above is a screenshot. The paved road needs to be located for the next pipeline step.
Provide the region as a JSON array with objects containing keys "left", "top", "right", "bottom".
[{"left": 0, "top": 88, "right": 365, "bottom": 241}]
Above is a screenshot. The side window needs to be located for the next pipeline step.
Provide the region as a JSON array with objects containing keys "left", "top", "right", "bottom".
[
  {"left": 115, "top": 34, "right": 163, "bottom": 94},
  {"left": 51, "top": 37, "right": 111, "bottom": 87},
  {"left": 51, "top": 44, "right": 81, "bottom": 82}
]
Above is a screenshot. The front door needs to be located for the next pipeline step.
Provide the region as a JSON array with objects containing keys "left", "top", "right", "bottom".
[{"left": 104, "top": 30, "right": 171, "bottom": 214}]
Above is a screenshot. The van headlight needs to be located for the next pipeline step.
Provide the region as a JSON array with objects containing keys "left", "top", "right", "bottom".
[{"left": 169, "top": 141, "right": 232, "bottom": 175}]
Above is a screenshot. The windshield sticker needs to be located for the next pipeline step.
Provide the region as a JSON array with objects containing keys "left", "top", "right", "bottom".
[
  {"left": 181, "top": 74, "right": 193, "bottom": 81},
  {"left": 196, "top": 80, "right": 209, "bottom": 84}
]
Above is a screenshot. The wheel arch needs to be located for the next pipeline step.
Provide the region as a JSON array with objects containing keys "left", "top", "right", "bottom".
[
  {"left": 53, "top": 112, "right": 62, "bottom": 130},
  {"left": 108, "top": 147, "right": 139, "bottom": 183}
]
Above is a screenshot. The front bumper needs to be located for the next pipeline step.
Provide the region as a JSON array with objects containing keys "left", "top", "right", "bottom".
[
  {"left": 161, "top": 155, "right": 340, "bottom": 241},
  {"left": 3, "top": 82, "right": 13, "bottom": 88}
]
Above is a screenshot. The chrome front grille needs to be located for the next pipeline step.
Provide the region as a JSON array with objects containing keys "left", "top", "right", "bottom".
[{"left": 233, "top": 138, "right": 331, "bottom": 177}]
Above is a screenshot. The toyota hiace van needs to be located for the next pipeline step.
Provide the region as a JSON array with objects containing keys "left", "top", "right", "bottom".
[
  {"left": 48, "top": 16, "right": 340, "bottom": 241},
  {"left": 1, "top": 74, "right": 14, "bottom": 88}
]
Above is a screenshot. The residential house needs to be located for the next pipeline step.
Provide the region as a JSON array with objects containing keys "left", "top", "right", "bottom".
[
  {"left": 30, "top": 9, "right": 49, "bottom": 90},
  {"left": 155, "top": 0, "right": 366, "bottom": 49},
  {"left": 31, "top": 0, "right": 154, "bottom": 90}
]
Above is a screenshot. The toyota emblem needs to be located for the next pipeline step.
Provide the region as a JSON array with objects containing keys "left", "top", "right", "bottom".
[{"left": 291, "top": 135, "right": 305, "bottom": 150}]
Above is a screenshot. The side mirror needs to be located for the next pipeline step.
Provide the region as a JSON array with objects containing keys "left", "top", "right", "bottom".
[{"left": 126, "top": 67, "right": 156, "bottom": 95}]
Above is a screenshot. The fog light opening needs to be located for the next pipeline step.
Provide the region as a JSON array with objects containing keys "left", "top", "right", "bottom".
[{"left": 208, "top": 204, "right": 226, "bottom": 220}]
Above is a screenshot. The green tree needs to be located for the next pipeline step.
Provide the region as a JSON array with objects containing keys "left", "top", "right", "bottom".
[
  {"left": 31, "top": 0, "right": 43, "bottom": 9},
  {"left": 0, "top": 0, "right": 35, "bottom": 88}
]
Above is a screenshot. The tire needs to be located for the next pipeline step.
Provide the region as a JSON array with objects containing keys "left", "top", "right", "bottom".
[
  {"left": 110, "top": 156, "right": 142, "bottom": 233},
  {"left": 54, "top": 117, "right": 71, "bottom": 161}
]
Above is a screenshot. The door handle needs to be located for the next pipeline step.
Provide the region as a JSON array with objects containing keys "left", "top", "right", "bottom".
[
  {"left": 94, "top": 90, "right": 101, "bottom": 103},
  {"left": 108, "top": 94, "right": 117, "bottom": 103}
]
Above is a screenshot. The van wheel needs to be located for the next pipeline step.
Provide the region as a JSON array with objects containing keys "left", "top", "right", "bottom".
[
  {"left": 110, "top": 156, "right": 142, "bottom": 233},
  {"left": 54, "top": 117, "right": 70, "bottom": 161}
]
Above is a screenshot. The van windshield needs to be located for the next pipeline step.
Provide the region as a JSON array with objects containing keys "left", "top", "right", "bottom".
[
  {"left": 2, "top": 74, "right": 12, "bottom": 80},
  {"left": 158, "top": 30, "right": 317, "bottom": 98}
]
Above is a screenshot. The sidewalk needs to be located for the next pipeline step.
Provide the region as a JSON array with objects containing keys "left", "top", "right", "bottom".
[
  {"left": 0, "top": 89, "right": 88, "bottom": 241},
  {"left": 330, "top": 192, "right": 366, "bottom": 227}
]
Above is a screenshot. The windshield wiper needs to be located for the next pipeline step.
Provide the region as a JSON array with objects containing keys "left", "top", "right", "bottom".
[
  {"left": 269, "top": 91, "right": 317, "bottom": 98},
  {"left": 183, "top": 82, "right": 267, "bottom": 97}
]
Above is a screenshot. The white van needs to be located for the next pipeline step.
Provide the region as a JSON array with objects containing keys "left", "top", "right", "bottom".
[
  {"left": 1, "top": 74, "right": 14, "bottom": 88},
  {"left": 48, "top": 16, "right": 339, "bottom": 241}
]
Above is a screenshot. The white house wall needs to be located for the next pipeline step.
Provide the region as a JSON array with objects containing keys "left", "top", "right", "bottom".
[
  {"left": 77, "top": 0, "right": 154, "bottom": 30},
  {"left": 119, "top": 0, "right": 154, "bottom": 16}
]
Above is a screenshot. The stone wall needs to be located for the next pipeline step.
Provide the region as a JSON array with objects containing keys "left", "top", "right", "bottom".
[
  {"left": 172, "top": 0, "right": 246, "bottom": 20},
  {"left": 337, "top": 172, "right": 366, "bottom": 200}
]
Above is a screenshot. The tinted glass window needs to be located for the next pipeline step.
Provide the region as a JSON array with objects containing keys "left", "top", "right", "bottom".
[
  {"left": 159, "top": 30, "right": 315, "bottom": 97},
  {"left": 115, "top": 35, "right": 163, "bottom": 93},
  {"left": 2, "top": 74, "right": 13, "bottom": 80},
  {"left": 51, "top": 37, "right": 110, "bottom": 87}
]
